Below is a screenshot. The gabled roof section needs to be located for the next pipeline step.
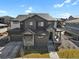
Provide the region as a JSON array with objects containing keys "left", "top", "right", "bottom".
[
  {"left": 0, "top": 16, "right": 14, "bottom": 20},
  {"left": 28, "top": 13, "right": 55, "bottom": 21},
  {"left": 15, "top": 13, "right": 55, "bottom": 21},
  {"left": 23, "top": 28, "right": 35, "bottom": 34},
  {"left": 47, "top": 24, "right": 55, "bottom": 31},
  {"left": 15, "top": 14, "right": 34, "bottom": 21}
]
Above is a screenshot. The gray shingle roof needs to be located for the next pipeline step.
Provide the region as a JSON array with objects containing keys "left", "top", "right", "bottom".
[
  {"left": 66, "top": 19, "right": 79, "bottom": 23},
  {"left": 15, "top": 14, "right": 34, "bottom": 21},
  {"left": 15, "top": 13, "right": 55, "bottom": 21},
  {"left": 23, "top": 28, "right": 35, "bottom": 34},
  {"left": 1, "top": 16, "right": 14, "bottom": 20},
  {"left": 23, "top": 27, "right": 48, "bottom": 35},
  {"left": 29, "top": 13, "right": 55, "bottom": 21}
]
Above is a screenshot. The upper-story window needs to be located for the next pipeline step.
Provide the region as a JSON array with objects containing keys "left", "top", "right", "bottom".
[
  {"left": 29, "top": 22, "right": 33, "bottom": 25},
  {"left": 38, "top": 22, "right": 44, "bottom": 26}
]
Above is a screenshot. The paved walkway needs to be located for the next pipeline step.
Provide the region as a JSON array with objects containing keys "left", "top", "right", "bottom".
[{"left": 48, "top": 40, "right": 59, "bottom": 59}]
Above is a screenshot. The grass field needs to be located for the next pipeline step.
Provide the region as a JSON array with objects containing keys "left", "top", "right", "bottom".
[
  {"left": 19, "top": 50, "right": 49, "bottom": 58},
  {"left": 57, "top": 49, "right": 79, "bottom": 58}
]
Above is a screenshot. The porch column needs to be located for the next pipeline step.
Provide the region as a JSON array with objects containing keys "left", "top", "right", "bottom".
[
  {"left": 59, "top": 31, "right": 61, "bottom": 41},
  {"left": 33, "top": 34, "right": 34, "bottom": 46},
  {"left": 53, "top": 30, "right": 55, "bottom": 41}
]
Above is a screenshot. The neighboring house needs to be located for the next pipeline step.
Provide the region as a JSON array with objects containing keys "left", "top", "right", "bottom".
[
  {"left": 9, "top": 20, "right": 22, "bottom": 41},
  {"left": 0, "top": 17, "right": 4, "bottom": 23},
  {"left": 0, "top": 23, "right": 9, "bottom": 46},
  {"left": 0, "top": 23, "right": 8, "bottom": 36},
  {"left": 63, "top": 19, "right": 79, "bottom": 46},
  {"left": 9, "top": 13, "right": 61, "bottom": 50},
  {"left": 10, "top": 20, "right": 20, "bottom": 29},
  {"left": 0, "top": 16, "right": 14, "bottom": 27}
]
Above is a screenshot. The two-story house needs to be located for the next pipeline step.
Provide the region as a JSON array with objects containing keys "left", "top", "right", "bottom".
[
  {"left": 9, "top": 13, "right": 61, "bottom": 50},
  {"left": 0, "top": 16, "right": 14, "bottom": 27}
]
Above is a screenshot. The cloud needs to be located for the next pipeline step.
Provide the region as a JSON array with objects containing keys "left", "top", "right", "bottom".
[
  {"left": 54, "top": 0, "right": 72, "bottom": 8},
  {"left": 57, "top": 13, "right": 71, "bottom": 18},
  {"left": 25, "top": 7, "right": 33, "bottom": 13},
  {"left": 0, "top": 10, "right": 7, "bottom": 14},
  {"left": 72, "top": 0, "right": 79, "bottom": 5},
  {"left": 25, "top": 10, "right": 32, "bottom": 13},
  {"left": 54, "top": 3, "right": 64, "bottom": 8},
  {"left": 64, "top": 0, "right": 71, "bottom": 3},
  {"left": 20, "top": 5, "right": 25, "bottom": 7},
  {"left": 28, "top": 7, "right": 32, "bottom": 10},
  {"left": 0, "top": 10, "right": 8, "bottom": 16}
]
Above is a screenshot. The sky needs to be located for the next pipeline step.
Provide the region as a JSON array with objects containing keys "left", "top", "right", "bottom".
[{"left": 0, "top": 0, "right": 79, "bottom": 18}]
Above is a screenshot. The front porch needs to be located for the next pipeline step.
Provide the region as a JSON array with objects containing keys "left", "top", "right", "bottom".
[{"left": 47, "top": 27, "right": 62, "bottom": 50}]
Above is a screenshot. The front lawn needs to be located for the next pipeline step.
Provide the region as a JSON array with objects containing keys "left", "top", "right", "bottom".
[
  {"left": 19, "top": 50, "right": 49, "bottom": 58},
  {"left": 57, "top": 49, "right": 79, "bottom": 58}
]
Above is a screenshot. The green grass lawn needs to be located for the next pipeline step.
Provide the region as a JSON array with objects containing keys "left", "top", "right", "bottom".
[
  {"left": 57, "top": 49, "right": 79, "bottom": 58},
  {"left": 18, "top": 50, "right": 49, "bottom": 58}
]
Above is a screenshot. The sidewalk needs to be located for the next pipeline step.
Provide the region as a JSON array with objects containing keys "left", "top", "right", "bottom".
[{"left": 48, "top": 40, "right": 59, "bottom": 59}]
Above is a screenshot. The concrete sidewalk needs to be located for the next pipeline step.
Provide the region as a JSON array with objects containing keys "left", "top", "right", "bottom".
[
  {"left": 48, "top": 40, "right": 59, "bottom": 59},
  {"left": 49, "top": 52, "right": 59, "bottom": 59}
]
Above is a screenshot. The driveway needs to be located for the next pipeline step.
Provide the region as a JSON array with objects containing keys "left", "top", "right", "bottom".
[
  {"left": 0, "top": 42, "right": 22, "bottom": 58},
  {"left": 60, "top": 34, "right": 79, "bottom": 49}
]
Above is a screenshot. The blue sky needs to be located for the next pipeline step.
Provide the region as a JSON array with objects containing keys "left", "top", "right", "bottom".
[{"left": 0, "top": 0, "right": 79, "bottom": 18}]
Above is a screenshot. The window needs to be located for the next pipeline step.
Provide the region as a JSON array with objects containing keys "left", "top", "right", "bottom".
[
  {"left": 41, "top": 33, "right": 46, "bottom": 35},
  {"left": 38, "top": 22, "right": 44, "bottom": 26},
  {"left": 38, "top": 35, "right": 44, "bottom": 38},
  {"left": 29, "top": 22, "right": 33, "bottom": 25}
]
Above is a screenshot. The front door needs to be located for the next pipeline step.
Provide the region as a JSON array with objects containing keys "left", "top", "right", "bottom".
[{"left": 49, "top": 32, "right": 53, "bottom": 41}]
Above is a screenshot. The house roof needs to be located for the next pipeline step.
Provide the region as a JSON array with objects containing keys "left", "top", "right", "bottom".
[
  {"left": 29, "top": 13, "right": 55, "bottom": 21},
  {"left": 47, "top": 25, "right": 55, "bottom": 31},
  {"left": 15, "top": 13, "right": 55, "bottom": 21},
  {"left": 66, "top": 19, "right": 79, "bottom": 23},
  {"left": 0, "top": 16, "right": 14, "bottom": 20},
  {"left": 36, "top": 30, "right": 48, "bottom": 35},
  {"left": 23, "top": 28, "right": 35, "bottom": 34},
  {"left": 23, "top": 28, "right": 48, "bottom": 35}
]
